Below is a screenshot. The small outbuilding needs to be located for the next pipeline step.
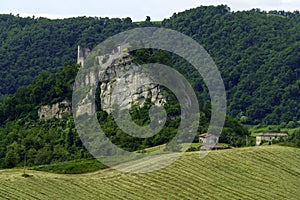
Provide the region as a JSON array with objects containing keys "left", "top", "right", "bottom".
[
  {"left": 199, "top": 133, "right": 218, "bottom": 144},
  {"left": 199, "top": 133, "right": 231, "bottom": 151},
  {"left": 256, "top": 133, "right": 288, "bottom": 145},
  {"left": 199, "top": 133, "right": 213, "bottom": 143}
]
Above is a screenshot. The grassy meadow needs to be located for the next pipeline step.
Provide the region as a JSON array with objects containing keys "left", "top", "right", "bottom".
[{"left": 0, "top": 146, "right": 299, "bottom": 199}]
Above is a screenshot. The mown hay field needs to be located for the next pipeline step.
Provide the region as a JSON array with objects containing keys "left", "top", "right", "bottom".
[{"left": 0, "top": 146, "right": 299, "bottom": 199}]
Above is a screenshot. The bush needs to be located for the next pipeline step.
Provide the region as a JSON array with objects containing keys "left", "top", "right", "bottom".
[
  {"left": 186, "top": 146, "right": 199, "bottom": 152},
  {"left": 21, "top": 173, "right": 32, "bottom": 178},
  {"left": 286, "top": 121, "right": 296, "bottom": 129}
]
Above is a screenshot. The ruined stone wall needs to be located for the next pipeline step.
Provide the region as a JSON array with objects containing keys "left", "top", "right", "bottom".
[{"left": 77, "top": 45, "right": 91, "bottom": 67}]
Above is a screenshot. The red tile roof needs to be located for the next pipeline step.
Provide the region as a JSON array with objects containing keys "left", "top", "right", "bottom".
[{"left": 199, "top": 133, "right": 209, "bottom": 137}]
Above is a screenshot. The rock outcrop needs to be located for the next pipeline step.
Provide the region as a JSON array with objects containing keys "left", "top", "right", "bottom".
[
  {"left": 40, "top": 45, "right": 166, "bottom": 119},
  {"left": 75, "top": 45, "right": 166, "bottom": 116},
  {"left": 99, "top": 55, "right": 166, "bottom": 114},
  {"left": 38, "top": 100, "right": 71, "bottom": 120}
]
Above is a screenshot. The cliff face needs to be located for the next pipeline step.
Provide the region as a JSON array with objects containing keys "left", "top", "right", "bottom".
[
  {"left": 38, "top": 100, "right": 71, "bottom": 120},
  {"left": 39, "top": 46, "right": 166, "bottom": 119},
  {"left": 75, "top": 47, "right": 166, "bottom": 116},
  {"left": 99, "top": 55, "right": 166, "bottom": 114}
]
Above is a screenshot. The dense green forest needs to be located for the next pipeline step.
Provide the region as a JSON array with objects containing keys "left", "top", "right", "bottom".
[
  {"left": 0, "top": 5, "right": 299, "bottom": 124},
  {"left": 0, "top": 62, "right": 89, "bottom": 168},
  {"left": 162, "top": 5, "right": 300, "bottom": 125}
]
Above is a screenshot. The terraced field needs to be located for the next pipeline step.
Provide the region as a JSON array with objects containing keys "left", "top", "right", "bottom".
[{"left": 0, "top": 146, "right": 299, "bottom": 199}]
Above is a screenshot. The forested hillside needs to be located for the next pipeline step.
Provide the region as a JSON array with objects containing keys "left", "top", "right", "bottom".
[
  {"left": 0, "top": 49, "right": 252, "bottom": 169},
  {"left": 163, "top": 5, "right": 300, "bottom": 125},
  {"left": 0, "top": 5, "right": 299, "bottom": 124}
]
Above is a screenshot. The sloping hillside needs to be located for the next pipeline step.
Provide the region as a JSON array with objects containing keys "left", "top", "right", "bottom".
[
  {"left": 163, "top": 5, "right": 300, "bottom": 124},
  {"left": 0, "top": 146, "right": 299, "bottom": 199},
  {"left": 1, "top": 5, "right": 300, "bottom": 124}
]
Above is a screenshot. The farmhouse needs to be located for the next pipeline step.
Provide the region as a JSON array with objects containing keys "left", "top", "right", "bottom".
[{"left": 256, "top": 133, "right": 288, "bottom": 145}]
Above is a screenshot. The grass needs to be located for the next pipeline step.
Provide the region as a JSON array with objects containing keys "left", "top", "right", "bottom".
[
  {"left": 136, "top": 143, "right": 201, "bottom": 153},
  {"left": 140, "top": 143, "right": 229, "bottom": 153},
  {"left": 30, "top": 158, "right": 107, "bottom": 174},
  {"left": 0, "top": 146, "right": 299, "bottom": 199},
  {"left": 139, "top": 144, "right": 166, "bottom": 153}
]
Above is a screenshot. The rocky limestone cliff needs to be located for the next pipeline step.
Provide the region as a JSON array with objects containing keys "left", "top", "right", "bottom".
[
  {"left": 99, "top": 56, "right": 166, "bottom": 114},
  {"left": 75, "top": 45, "right": 166, "bottom": 116},
  {"left": 38, "top": 100, "right": 71, "bottom": 120}
]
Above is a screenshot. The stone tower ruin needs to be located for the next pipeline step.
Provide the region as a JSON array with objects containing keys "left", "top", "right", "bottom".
[{"left": 77, "top": 45, "right": 91, "bottom": 67}]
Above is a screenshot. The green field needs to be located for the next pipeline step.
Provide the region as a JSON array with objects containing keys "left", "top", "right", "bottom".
[
  {"left": 30, "top": 158, "right": 107, "bottom": 174},
  {"left": 0, "top": 146, "right": 299, "bottom": 199}
]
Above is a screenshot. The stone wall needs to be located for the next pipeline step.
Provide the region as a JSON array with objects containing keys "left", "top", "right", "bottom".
[{"left": 77, "top": 45, "right": 91, "bottom": 67}]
